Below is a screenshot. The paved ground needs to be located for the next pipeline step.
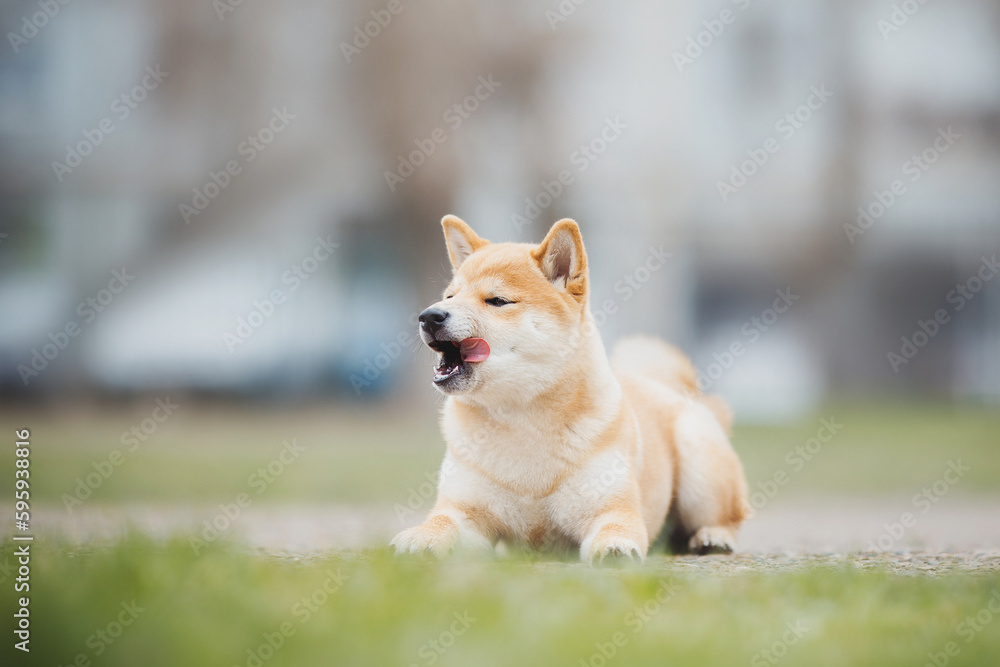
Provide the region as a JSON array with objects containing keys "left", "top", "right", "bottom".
[{"left": 12, "top": 496, "right": 1000, "bottom": 572}]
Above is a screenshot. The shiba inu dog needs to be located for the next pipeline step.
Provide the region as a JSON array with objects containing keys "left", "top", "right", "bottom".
[{"left": 391, "top": 216, "right": 749, "bottom": 562}]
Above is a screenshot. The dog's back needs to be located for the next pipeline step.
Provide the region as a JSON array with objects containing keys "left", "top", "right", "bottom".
[{"left": 610, "top": 335, "right": 733, "bottom": 434}]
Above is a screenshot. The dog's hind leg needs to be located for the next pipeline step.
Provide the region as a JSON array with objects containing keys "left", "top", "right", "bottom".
[{"left": 669, "top": 401, "right": 749, "bottom": 555}]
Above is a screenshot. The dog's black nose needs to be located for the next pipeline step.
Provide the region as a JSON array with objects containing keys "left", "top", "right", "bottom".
[{"left": 419, "top": 307, "right": 449, "bottom": 333}]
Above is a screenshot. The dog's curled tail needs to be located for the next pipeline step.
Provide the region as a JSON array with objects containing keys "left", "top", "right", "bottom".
[{"left": 610, "top": 335, "right": 733, "bottom": 435}]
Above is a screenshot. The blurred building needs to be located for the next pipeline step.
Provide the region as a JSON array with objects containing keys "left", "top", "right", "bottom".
[{"left": 0, "top": 0, "right": 998, "bottom": 417}]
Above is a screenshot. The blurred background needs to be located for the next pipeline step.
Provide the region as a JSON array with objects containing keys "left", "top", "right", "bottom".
[
  {"left": 1, "top": 0, "right": 999, "bottom": 557},
  {"left": 1, "top": 0, "right": 999, "bottom": 418}
]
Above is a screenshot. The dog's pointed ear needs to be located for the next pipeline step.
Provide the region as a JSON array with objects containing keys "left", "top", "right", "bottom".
[
  {"left": 442, "top": 215, "right": 488, "bottom": 271},
  {"left": 532, "top": 219, "right": 588, "bottom": 299}
]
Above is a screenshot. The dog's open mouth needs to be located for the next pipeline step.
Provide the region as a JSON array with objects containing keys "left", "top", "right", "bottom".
[
  {"left": 430, "top": 340, "right": 464, "bottom": 384},
  {"left": 429, "top": 338, "right": 490, "bottom": 385}
]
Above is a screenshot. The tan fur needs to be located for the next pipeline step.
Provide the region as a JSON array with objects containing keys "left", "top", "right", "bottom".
[{"left": 391, "top": 216, "right": 750, "bottom": 562}]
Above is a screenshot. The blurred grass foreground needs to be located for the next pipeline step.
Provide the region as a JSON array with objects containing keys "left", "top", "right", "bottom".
[{"left": 5, "top": 538, "right": 1000, "bottom": 667}]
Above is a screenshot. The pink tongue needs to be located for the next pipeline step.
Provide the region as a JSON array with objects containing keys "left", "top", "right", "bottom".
[{"left": 459, "top": 338, "right": 490, "bottom": 363}]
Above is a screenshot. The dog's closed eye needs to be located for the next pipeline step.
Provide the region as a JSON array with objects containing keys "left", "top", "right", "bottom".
[{"left": 485, "top": 297, "right": 514, "bottom": 307}]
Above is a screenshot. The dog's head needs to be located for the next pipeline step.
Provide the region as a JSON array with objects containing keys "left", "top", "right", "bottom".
[{"left": 419, "top": 215, "right": 590, "bottom": 398}]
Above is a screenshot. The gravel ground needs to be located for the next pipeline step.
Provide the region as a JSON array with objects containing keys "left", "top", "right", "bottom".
[
  {"left": 660, "top": 551, "right": 1000, "bottom": 576},
  {"left": 10, "top": 496, "right": 1000, "bottom": 573}
]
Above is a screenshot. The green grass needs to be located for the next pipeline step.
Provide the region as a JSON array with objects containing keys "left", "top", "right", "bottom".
[
  {"left": 2, "top": 402, "right": 997, "bottom": 666},
  {"left": 5, "top": 536, "right": 1000, "bottom": 667},
  {"left": 735, "top": 401, "right": 1000, "bottom": 496},
  {"left": 1, "top": 401, "right": 996, "bottom": 507},
  {"left": 0, "top": 404, "right": 444, "bottom": 505}
]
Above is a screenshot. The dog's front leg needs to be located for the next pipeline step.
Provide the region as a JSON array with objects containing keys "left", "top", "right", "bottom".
[
  {"left": 391, "top": 505, "right": 494, "bottom": 558},
  {"left": 579, "top": 504, "right": 649, "bottom": 564}
]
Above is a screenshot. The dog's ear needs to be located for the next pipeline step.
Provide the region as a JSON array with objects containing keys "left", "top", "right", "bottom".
[
  {"left": 532, "top": 219, "right": 588, "bottom": 299},
  {"left": 442, "top": 215, "right": 488, "bottom": 271}
]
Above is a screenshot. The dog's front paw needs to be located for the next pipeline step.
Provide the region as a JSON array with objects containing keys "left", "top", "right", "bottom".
[
  {"left": 587, "top": 535, "right": 645, "bottom": 566},
  {"left": 390, "top": 516, "right": 459, "bottom": 558}
]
